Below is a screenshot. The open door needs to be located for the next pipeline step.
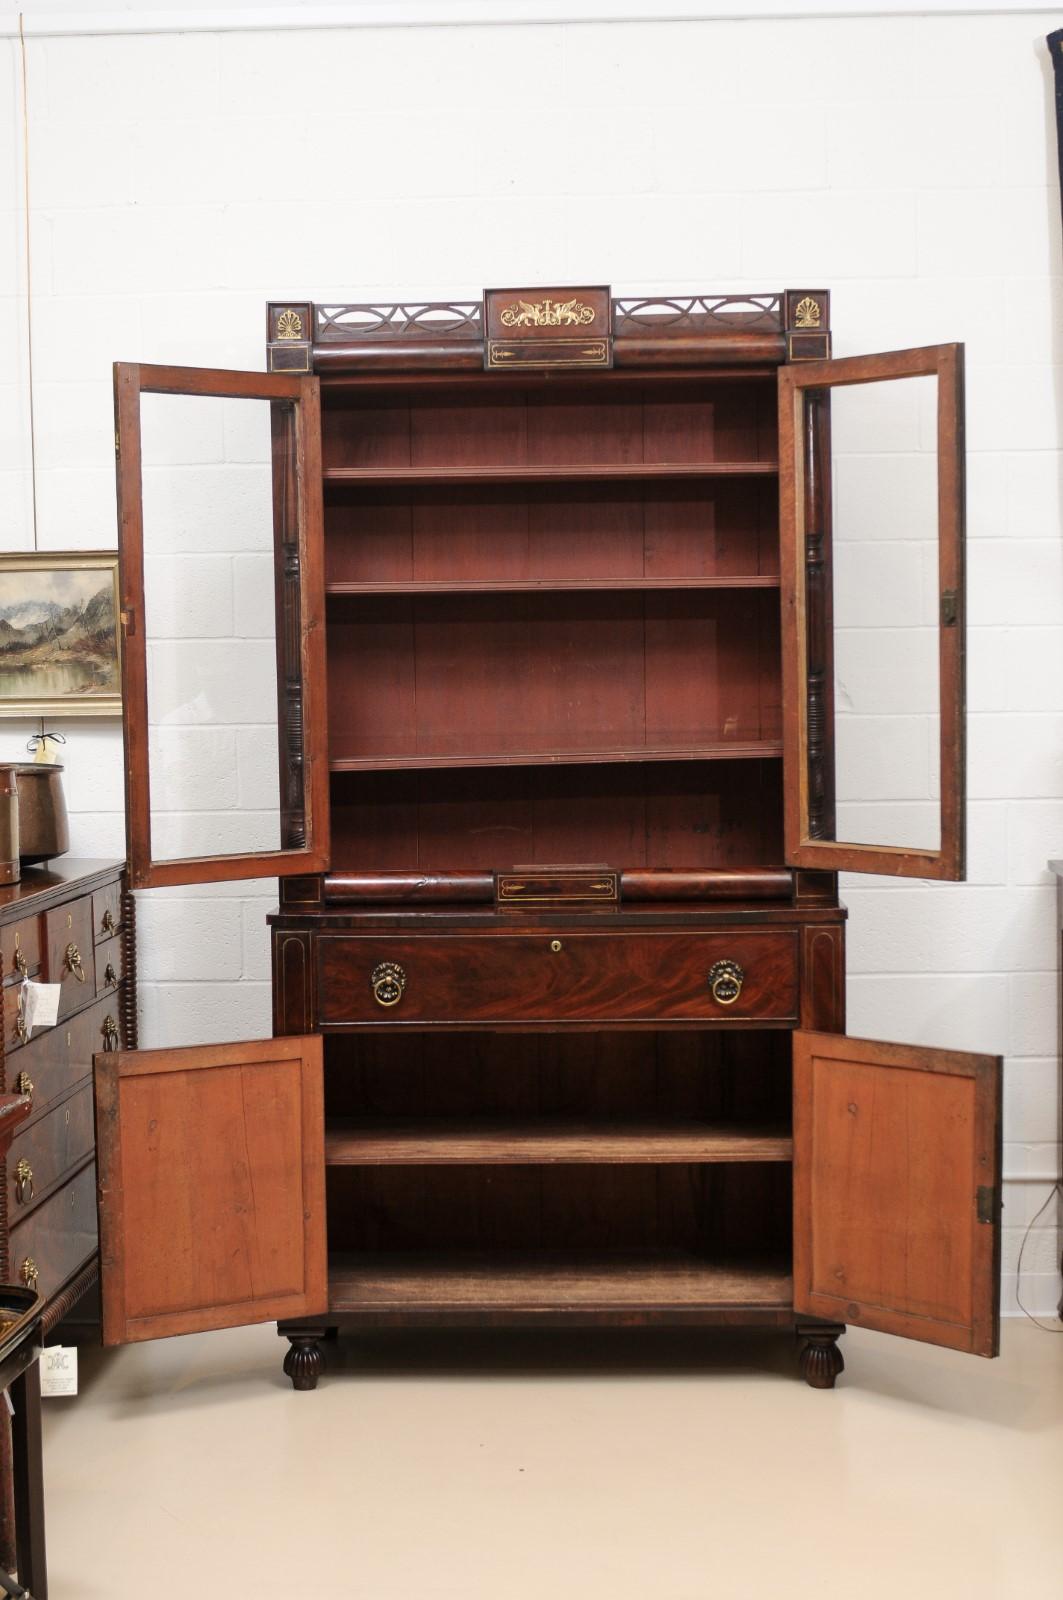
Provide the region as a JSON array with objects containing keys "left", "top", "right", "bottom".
[
  {"left": 94, "top": 1036, "right": 326, "bottom": 1345},
  {"left": 779, "top": 344, "right": 965, "bottom": 880},
  {"left": 793, "top": 1030, "right": 1001, "bottom": 1355},
  {"left": 113, "top": 362, "right": 328, "bottom": 890}
]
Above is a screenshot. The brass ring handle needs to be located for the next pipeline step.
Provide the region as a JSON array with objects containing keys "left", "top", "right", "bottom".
[
  {"left": 14, "top": 949, "right": 28, "bottom": 979},
  {"left": 101, "top": 908, "right": 117, "bottom": 935},
  {"left": 102, "top": 1014, "right": 120, "bottom": 1051},
  {"left": 65, "top": 942, "right": 87, "bottom": 983},
  {"left": 15, "top": 1071, "right": 33, "bottom": 1099},
  {"left": 15, "top": 1159, "right": 34, "bottom": 1206},
  {"left": 370, "top": 962, "right": 406, "bottom": 1009},
  {"left": 19, "top": 1258, "right": 39, "bottom": 1291},
  {"left": 708, "top": 959, "right": 745, "bottom": 1007},
  {"left": 104, "top": 962, "right": 118, "bottom": 989}
]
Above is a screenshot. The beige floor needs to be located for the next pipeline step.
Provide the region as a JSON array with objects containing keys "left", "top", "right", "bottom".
[{"left": 36, "top": 1319, "right": 1063, "bottom": 1600}]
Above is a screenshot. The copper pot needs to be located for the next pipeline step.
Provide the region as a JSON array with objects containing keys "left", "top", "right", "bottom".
[{"left": 3, "top": 764, "right": 70, "bottom": 865}]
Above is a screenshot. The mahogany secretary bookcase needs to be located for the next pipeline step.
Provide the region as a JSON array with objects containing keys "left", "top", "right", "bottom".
[{"left": 98, "top": 287, "right": 1001, "bottom": 1390}]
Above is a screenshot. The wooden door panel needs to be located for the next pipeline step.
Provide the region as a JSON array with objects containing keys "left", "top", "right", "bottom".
[
  {"left": 95, "top": 1036, "right": 326, "bottom": 1346},
  {"left": 793, "top": 1030, "right": 1001, "bottom": 1355}
]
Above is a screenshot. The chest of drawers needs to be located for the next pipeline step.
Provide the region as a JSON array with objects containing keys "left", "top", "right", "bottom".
[{"left": 0, "top": 861, "right": 133, "bottom": 1333}]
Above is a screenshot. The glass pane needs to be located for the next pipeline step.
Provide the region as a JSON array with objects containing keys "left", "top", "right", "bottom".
[
  {"left": 140, "top": 393, "right": 282, "bottom": 862},
  {"left": 827, "top": 374, "right": 941, "bottom": 852}
]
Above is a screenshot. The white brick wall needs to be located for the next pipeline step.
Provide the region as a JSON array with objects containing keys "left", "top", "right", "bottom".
[{"left": 1, "top": 9, "right": 1061, "bottom": 1316}]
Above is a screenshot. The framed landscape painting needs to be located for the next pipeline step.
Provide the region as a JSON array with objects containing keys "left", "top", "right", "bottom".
[{"left": 0, "top": 552, "right": 122, "bottom": 718}]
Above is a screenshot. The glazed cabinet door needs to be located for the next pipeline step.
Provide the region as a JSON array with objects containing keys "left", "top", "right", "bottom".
[
  {"left": 113, "top": 363, "right": 329, "bottom": 889},
  {"left": 793, "top": 1029, "right": 1001, "bottom": 1355},
  {"left": 779, "top": 344, "right": 965, "bottom": 880},
  {"left": 94, "top": 1036, "right": 326, "bottom": 1345}
]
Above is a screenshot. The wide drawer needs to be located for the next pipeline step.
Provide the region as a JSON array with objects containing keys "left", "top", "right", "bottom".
[
  {"left": 8, "top": 1083, "right": 95, "bottom": 1221},
  {"left": 10, "top": 1159, "right": 97, "bottom": 1303},
  {"left": 45, "top": 896, "right": 96, "bottom": 1017},
  {"left": 317, "top": 930, "right": 799, "bottom": 1026},
  {"left": 11, "top": 992, "right": 125, "bottom": 1122}
]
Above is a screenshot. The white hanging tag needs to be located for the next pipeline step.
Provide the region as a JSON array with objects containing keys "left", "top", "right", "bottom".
[
  {"left": 41, "top": 1346, "right": 77, "bottom": 1398},
  {"left": 22, "top": 981, "right": 61, "bottom": 1036}
]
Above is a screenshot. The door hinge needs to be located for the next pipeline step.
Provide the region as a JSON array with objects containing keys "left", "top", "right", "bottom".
[
  {"left": 941, "top": 589, "right": 958, "bottom": 627},
  {"left": 976, "top": 1185, "right": 999, "bottom": 1224}
]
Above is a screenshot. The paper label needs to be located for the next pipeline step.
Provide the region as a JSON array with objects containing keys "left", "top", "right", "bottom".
[
  {"left": 22, "top": 980, "right": 61, "bottom": 1036},
  {"left": 41, "top": 1346, "right": 77, "bottom": 1398}
]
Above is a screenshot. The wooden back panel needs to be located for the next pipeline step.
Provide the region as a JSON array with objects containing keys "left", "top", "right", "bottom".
[
  {"left": 793, "top": 1030, "right": 1001, "bottom": 1355},
  {"left": 95, "top": 1036, "right": 326, "bottom": 1346}
]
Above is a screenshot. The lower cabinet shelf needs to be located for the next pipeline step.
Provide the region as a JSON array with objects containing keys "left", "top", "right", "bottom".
[
  {"left": 326, "top": 1252, "right": 794, "bottom": 1318},
  {"left": 325, "top": 1119, "right": 793, "bottom": 1165}
]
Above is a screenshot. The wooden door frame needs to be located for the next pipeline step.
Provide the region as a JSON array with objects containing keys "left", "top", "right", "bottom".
[
  {"left": 779, "top": 343, "right": 966, "bottom": 880},
  {"left": 113, "top": 362, "right": 329, "bottom": 889}
]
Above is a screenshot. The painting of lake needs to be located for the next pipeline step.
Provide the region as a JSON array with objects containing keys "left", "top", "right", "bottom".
[{"left": 0, "top": 556, "right": 121, "bottom": 717}]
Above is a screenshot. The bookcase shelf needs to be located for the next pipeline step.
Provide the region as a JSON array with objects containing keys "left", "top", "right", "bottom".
[
  {"left": 325, "top": 1119, "right": 793, "bottom": 1165},
  {"left": 325, "top": 576, "right": 781, "bottom": 596},
  {"left": 327, "top": 741, "right": 784, "bottom": 775},
  {"left": 324, "top": 462, "right": 779, "bottom": 488}
]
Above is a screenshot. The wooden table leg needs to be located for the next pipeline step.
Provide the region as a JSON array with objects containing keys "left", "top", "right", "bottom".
[{"left": 10, "top": 1361, "right": 46, "bottom": 1600}]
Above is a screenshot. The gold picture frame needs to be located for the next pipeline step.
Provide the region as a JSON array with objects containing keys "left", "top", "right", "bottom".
[{"left": 0, "top": 551, "right": 122, "bottom": 718}]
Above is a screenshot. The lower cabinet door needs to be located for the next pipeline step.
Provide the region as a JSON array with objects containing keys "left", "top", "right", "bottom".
[
  {"left": 793, "top": 1030, "right": 1002, "bottom": 1356},
  {"left": 94, "top": 1035, "right": 327, "bottom": 1346}
]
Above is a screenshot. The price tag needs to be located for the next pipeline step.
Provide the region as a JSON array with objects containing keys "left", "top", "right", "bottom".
[
  {"left": 22, "top": 981, "right": 61, "bottom": 1037},
  {"left": 41, "top": 1346, "right": 77, "bottom": 1398}
]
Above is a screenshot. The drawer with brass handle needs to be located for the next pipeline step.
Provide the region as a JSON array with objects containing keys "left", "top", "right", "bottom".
[
  {"left": 317, "top": 930, "right": 798, "bottom": 1026},
  {"left": 45, "top": 897, "right": 96, "bottom": 1016},
  {"left": 7, "top": 1083, "right": 95, "bottom": 1219},
  {"left": 10, "top": 1159, "right": 97, "bottom": 1304},
  {"left": 1, "top": 916, "right": 41, "bottom": 987},
  {"left": 95, "top": 932, "right": 123, "bottom": 996},
  {"left": 13, "top": 992, "right": 125, "bottom": 1124},
  {"left": 93, "top": 885, "right": 123, "bottom": 945}
]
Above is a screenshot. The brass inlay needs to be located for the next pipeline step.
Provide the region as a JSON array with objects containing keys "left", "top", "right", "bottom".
[
  {"left": 371, "top": 962, "right": 406, "bottom": 1009},
  {"left": 15, "top": 1071, "right": 33, "bottom": 1098},
  {"left": 793, "top": 296, "right": 821, "bottom": 329},
  {"left": 15, "top": 1159, "right": 33, "bottom": 1205},
  {"left": 500, "top": 297, "right": 596, "bottom": 329},
  {"left": 276, "top": 308, "right": 304, "bottom": 340},
  {"left": 708, "top": 959, "right": 745, "bottom": 1006},
  {"left": 19, "top": 1258, "right": 39, "bottom": 1291},
  {"left": 65, "top": 942, "right": 86, "bottom": 982}
]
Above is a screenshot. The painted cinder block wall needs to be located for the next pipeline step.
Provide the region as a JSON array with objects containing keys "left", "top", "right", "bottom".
[{"left": 1, "top": 10, "right": 1061, "bottom": 1315}]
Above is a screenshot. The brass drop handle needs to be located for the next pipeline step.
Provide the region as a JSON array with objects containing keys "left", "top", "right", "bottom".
[
  {"left": 104, "top": 962, "right": 118, "bottom": 989},
  {"left": 15, "top": 1159, "right": 34, "bottom": 1206},
  {"left": 15, "top": 1071, "right": 33, "bottom": 1099},
  {"left": 65, "top": 942, "right": 87, "bottom": 983},
  {"left": 13, "top": 948, "right": 28, "bottom": 979},
  {"left": 708, "top": 959, "right": 745, "bottom": 1006},
  {"left": 19, "top": 1258, "right": 39, "bottom": 1292},
  {"left": 371, "top": 962, "right": 406, "bottom": 1008},
  {"left": 101, "top": 908, "right": 117, "bottom": 936},
  {"left": 102, "top": 1014, "right": 120, "bottom": 1051},
  {"left": 14, "top": 986, "right": 28, "bottom": 1046}
]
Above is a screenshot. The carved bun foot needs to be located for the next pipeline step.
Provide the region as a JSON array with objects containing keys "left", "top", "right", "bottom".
[
  {"left": 798, "top": 1327, "right": 845, "bottom": 1389},
  {"left": 283, "top": 1337, "right": 323, "bottom": 1391}
]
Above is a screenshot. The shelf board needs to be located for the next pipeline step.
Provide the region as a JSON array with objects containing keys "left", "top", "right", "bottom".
[
  {"left": 325, "top": 576, "right": 781, "bottom": 596},
  {"left": 328, "top": 740, "right": 783, "bottom": 775},
  {"left": 324, "top": 462, "right": 778, "bottom": 488},
  {"left": 328, "top": 1252, "right": 793, "bottom": 1313},
  {"left": 325, "top": 1119, "right": 793, "bottom": 1165}
]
